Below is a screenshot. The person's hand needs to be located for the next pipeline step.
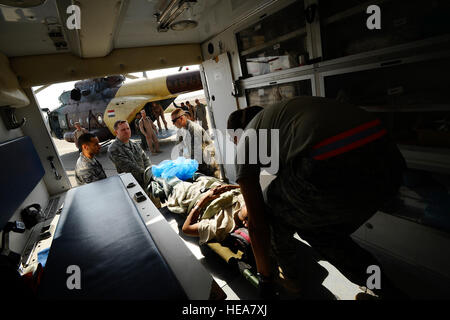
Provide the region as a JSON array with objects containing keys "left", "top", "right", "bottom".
[
  {"left": 211, "top": 185, "right": 222, "bottom": 195},
  {"left": 198, "top": 191, "right": 220, "bottom": 208},
  {"left": 211, "top": 185, "right": 239, "bottom": 195},
  {"left": 206, "top": 191, "right": 220, "bottom": 201}
]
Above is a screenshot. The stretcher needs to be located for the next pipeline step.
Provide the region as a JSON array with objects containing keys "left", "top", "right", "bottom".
[
  {"left": 150, "top": 174, "right": 260, "bottom": 291},
  {"left": 202, "top": 229, "right": 259, "bottom": 288},
  {"left": 158, "top": 204, "right": 260, "bottom": 291},
  {"left": 38, "top": 174, "right": 224, "bottom": 300}
]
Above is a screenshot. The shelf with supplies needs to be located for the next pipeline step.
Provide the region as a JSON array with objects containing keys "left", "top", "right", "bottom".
[
  {"left": 317, "top": 34, "right": 450, "bottom": 73},
  {"left": 320, "top": 0, "right": 390, "bottom": 26},
  {"left": 239, "top": 36, "right": 309, "bottom": 78},
  {"left": 239, "top": 28, "right": 307, "bottom": 57},
  {"left": 319, "top": 46, "right": 450, "bottom": 175},
  {"left": 245, "top": 77, "right": 313, "bottom": 107},
  {"left": 236, "top": 0, "right": 308, "bottom": 78},
  {"left": 319, "top": 0, "right": 450, "bottom": 61},
  {"left": 321, "top": 52, "right": 450, "bottom": 111}
]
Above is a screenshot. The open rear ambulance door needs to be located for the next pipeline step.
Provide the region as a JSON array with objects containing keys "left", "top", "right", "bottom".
[{"left": 200, "top": 53, "right": 239, "bottom": 182}]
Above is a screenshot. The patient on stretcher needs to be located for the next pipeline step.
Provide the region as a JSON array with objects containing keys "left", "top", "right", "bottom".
[
  {"left": 149, "top": 174, "right": 248, "bottom": 245},
  {"left": 181, "top": 185, "right": 249, "bottom": 244}
]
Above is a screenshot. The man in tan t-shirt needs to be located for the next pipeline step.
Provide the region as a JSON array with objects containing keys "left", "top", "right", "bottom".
[
  {"left": 139, "top": 110, "right": 161, "bottom": 155},
  {"left": 73, "top": 122, "right": 88, "bottom": 152},
  {"left": 151, "top": 102, "right": 168, "bottom": 132}
]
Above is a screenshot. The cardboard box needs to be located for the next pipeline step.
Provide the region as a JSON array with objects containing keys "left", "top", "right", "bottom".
[{"left": 268, "top": 55, "right": 294, "bottom": 73}]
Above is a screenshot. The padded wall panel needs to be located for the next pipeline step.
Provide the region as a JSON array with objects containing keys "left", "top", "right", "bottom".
[{"left": 0, "top": 136, "right": 45, "bottom": 230}]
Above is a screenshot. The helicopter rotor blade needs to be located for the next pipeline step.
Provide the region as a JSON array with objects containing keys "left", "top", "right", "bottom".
[
  {"left": 34, "top": 84, "right": 52, "bottom": 94},
  {"left": 124, "top": 74, "right": 140, "bottom": 80}
]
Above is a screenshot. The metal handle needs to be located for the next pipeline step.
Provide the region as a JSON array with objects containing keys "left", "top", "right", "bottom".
[{"left": 47, "top": 156, "right": 62, "bottom": 180}]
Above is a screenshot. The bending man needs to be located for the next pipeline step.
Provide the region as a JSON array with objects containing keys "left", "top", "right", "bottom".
[
  {"left": 228, "top": 96, "right": 406, "bottom": 299},
  {"left": 151, "top": 102, "right": 168, "bottom": 131},
  {"left": 171, "top": 108, "right": 219, "bottom": 177}
]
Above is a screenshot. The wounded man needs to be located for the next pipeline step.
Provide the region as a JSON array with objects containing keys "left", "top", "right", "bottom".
[{"left": 164, "top": 175, "right": 248, "bottom": 245}]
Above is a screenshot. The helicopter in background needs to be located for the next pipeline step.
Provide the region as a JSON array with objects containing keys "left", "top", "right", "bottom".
[{"left": 45, "top": 70, "right": 203, "bottom": 143}]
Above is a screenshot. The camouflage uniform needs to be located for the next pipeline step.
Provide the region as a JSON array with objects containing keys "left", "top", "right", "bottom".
[
  {"left": 75, "top": 153, "right": 107, "bottom": 185},
  {"left": 195, "top": 102, "right": 208, "bottom": 131},
  {"left": 178, "top": 120, "right": 219, "bottom": 177},
  {"left": 107, "top": 137, "right": 151, "bottom": 187}
]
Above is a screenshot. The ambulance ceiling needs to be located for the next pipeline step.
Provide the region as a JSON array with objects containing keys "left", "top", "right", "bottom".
[{"left": 0, "top": 0, "right": 274, "bottom": 58}]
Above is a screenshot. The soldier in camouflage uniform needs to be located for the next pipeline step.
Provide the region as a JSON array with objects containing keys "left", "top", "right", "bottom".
[
  {"left": 108, "top": 120, "right": 151, "bottom": 187},
  {"left": 171, "top": 108, "right": 219, "bottom": 177},
  {"left": 75, "top": 133, "right": 107, "bottom": 185},
  {"left": 194, "top": 99, "right": 209, "bottom": 131}
]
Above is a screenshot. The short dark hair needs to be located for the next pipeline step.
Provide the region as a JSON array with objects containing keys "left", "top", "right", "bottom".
[
  {"left": 227, "top": 106, "right": 263, "bottom": 130},
  {"left": 78, "top": 133, "right": 96, "bottom": 147},
  {"left": 113, "top": 120, "right": 128, "bottom": 130}
]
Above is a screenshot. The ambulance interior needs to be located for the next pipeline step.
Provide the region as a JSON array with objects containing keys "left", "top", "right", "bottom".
[{"left": 1, "top": 0, "right": 450, "bottom": 300}]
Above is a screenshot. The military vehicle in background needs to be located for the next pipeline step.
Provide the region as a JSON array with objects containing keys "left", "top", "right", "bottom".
[
  {"left": 47, "top": 70, "right": 203, "bottom": 143},
  {"left": 47, "top": 75, "right": 125, "bottom": 142}
]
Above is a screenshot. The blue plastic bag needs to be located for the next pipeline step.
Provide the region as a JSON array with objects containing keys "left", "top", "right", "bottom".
[
  {"left": 151, "top": 157, "right": 198, "bottom": 180},
  {"left": 37, "top": 248, "right": 50, "bottom": 267},
  {"left": 151, "top": 159, "right": 175, "bottom": 177}
]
